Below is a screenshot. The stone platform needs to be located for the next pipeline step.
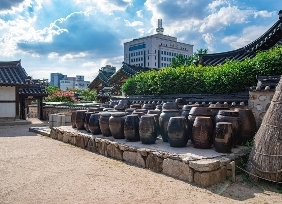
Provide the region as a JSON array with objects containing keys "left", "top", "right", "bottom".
[{"left": 29, "top": 126, "right": 249, "bottom": 187}]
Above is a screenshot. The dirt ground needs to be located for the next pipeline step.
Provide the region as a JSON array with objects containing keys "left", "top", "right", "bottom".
[{"left": 0, "top": 119, "right": 281, "bottom": 204}]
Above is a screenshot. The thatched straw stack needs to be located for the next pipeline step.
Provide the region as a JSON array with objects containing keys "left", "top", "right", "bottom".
[{"left": 247, "top": 76, "right": 282, "bottom": 182}]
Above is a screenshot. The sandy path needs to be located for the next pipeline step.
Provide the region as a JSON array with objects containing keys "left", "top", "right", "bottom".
[{"left": 0, "top": 119, "right": 281, "bottom": 204}]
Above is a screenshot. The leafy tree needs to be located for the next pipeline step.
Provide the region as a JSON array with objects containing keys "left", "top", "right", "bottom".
[
  {"left": 45, "top": 86, "right": 60, "bottom": 94},
  {"left": 170, "top": 49, "right": 208, "bottom": 68},
  {"left": 75, "top": 89, "right": 97, "bottom": 101}
]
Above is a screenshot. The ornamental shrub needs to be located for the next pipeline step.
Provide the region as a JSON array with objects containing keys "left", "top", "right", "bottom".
[
  {"left": 121, "top": 46, "right": 282, "bottom": 96},
  {"left": 44, "top": 90, "right": 77, "bottom": 103}
]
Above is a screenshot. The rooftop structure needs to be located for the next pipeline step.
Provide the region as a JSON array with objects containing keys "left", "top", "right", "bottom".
[{"left": 124, "top": 19, "right": 193, "bottom": 68}]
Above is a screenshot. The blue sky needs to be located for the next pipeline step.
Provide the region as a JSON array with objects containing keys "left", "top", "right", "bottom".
[{"left": 0, "top": 0, "right": 281, "bottom": 82}]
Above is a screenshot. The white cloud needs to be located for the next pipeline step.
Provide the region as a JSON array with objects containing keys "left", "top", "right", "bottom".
[
  {"left": 199, "top": 6, "right": 254, "bottom": 33},
  {"left": 207, "top": 0, "right": 228, "bottom": 12},
  {"left": 136, "top": 10, "right": 143, "bottom": 18},
  {"left": 124, "top": 20, "right": 143, "bottom": 27},
  {"left": 202, "top": 33, "right": 216, "bottom": 52},
  {"left": 73, "top": 0, "right": 133, "bottom": 14},
  {"left": 254, "top": 10, "right": 276, "bottom": 18},
  {"left": 222, "top": 25, "right": 269, "bottom": 49}
]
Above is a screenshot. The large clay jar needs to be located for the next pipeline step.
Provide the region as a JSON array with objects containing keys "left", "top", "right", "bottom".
[
  {"left": 188, "top": 107, "right": 213, "bottom": 139},
  {"left": 139, "top": 115, "right": 157, "bottom": 144},
  {"left": 125, "top": 108, "right": 136, "bottom": 115},
  {"left": 71, "top": 111, "right": 77, "bottom": 128},
  {"left": 109, "top": 101, "right": 118, "bottom": 108},
  {"left": 147, "top": 113, "right": 160, "bottom": 137},
  {"left": 99, "top": 112, "right": 112, "bottom": 137},
  {"left": 192, "top": 116, "right": 213, "bottom": 149},
  {"left": 208, "top": 103, "right": 230, "bottom": 118},
  {"left": 109, "top": 112, "right": 126, "bottom": 139},
  {"left": 124, "top": 114, "right": 140, "bottom": 141},
  {"left": 84, "top": 112, "right": 94, "bottom": 132},
  {"left": 235, "top": 108, "right": 257, "bottom": 145},
  {"left": 142, "top": 103, "right": 156, "bottom": 111},
  {"left": 130, "top": 104, "right": 141, "bottom": 109},
  {"left": 88, "top": 113, "right": 101, "bottom": 135},
  {"left": 75, "top": 110, "right": 87, "bottom": 130},
  {"left": 214, "top": 122, "right": 233, "bottom": 153},
  {"left": 167, "top": 116, "right": 189, "bottom": 147},
  {"left": 162, "top": 102, "right": 178, "bottom": 110},
  {"left": 175, "top": 98, "right": 186, "bottom": 109},
  {"left": 159, "top": 109, "right": 180, "bottom": 142},
  {"left": 147, "top": 109, "right": 161, "bottom": 116},
  {"left": 215, "top": 110, "right": 241, "bottom": 147},
  {"left": 181, "top": 104, "right": 199, "bottom": 121},
  {"left": 118, "top": 99, "right": 130, "bottom": 108}
]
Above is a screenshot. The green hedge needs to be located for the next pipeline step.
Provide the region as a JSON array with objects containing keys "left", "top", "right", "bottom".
[{"left": 121, "top": 46, "right": 282, "bottom": 95}]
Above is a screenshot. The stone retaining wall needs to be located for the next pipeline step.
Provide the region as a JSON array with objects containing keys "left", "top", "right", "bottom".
[{"left": 47, "top": 126, "right": 248, "bottom": 187}]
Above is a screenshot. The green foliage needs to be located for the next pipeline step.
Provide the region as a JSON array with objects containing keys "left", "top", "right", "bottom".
[
  {"left": 170, "top": 49, "right": 208, "bottom": 68},
  {"left": 122, "top": 46, "right": 282, "bottom": 96},
  {"left": 46, "top": 86, "right": 60, "bottom": 94},
  {"left": 76, "top": 89, "right": 97, "bottom": 101}
]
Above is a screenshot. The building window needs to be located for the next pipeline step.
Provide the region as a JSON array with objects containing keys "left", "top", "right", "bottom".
[
  {"left": 161, "top": 57, "right": 163, "bottom": 60},
  {"left": 161, "top": 51, "right": 163, "bottom": 54},
  {"left": 148, "top": 62, "right": 149, "bottom": 66},
  {"left": 164, "top": 57, "right": 166, "bottom": 61},
  {"left": 155, "top": 62, "right": 156, "bottom": 66},
  {"left": 148, "top": 56, "right": 149, "bottom": 60},
  {"left": 141, "top": 51, "right": 143, "bottom": 54},
  {"left": 155, "top": 50, "right": 156, "bottom": 53},
  {"left": 141, "top": 63, "right": 143, "bottom": 66},
  {"left": 161, "top": 63, "right": 163, "bottom": 67},
  {"left": 155, "top": 56, "right": 156, "bottom": 60},
  {"left": 164, "top": 51, "right": 166, "bottom": 55}
]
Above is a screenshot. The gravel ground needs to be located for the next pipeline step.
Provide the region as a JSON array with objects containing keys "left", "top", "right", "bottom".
[{"left": 0, "top": 119, "right": 281, "bottom": 204}]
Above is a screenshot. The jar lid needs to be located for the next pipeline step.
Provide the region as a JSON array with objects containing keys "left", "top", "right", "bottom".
[
  {"left": 111, "top": 112, "right": 126, "bottom": 117},
  {"left": 217, "top": 110, "right": 239, "bottom": 116}
]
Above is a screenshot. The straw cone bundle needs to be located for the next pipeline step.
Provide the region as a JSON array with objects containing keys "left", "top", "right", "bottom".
[{"left": 247, "top": 76, "right": 282, "bottom": 182}]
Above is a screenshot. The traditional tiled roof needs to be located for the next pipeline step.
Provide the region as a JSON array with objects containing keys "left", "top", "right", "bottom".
[
  {"left": 88, "top": 70, "right": 113, "bottom": 89},
  {"left": 0, "top": 60, "right": 28, "bottom": 85},
  {"left": 199, "top": 11, "right": 282, "bottom": 66},
  {"left": 108, "top": 62, "right": 157, "bottom": 85},
  {"left": 0, "top": 60, "right": 48, "bottom": 96}
]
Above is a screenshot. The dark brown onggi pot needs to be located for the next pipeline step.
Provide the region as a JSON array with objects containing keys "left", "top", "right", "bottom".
[
  {"left": 109, "top": 112, "right": 126, "bottom": 139},
  {"left": 109, "top": 101, "right": 118, "bottom": 108},
  {"left": 114, "top": 104, "right": 126, "bottom": 111},
  {"left": 188, "top": 107, "right": 213, "bottom": 139},
  {"left": 162, "top": 102, "right": 178, "bottom": 110},
  {"left": 130, "top": 104, "right": 142, "bottom": 109},
  {"left": 147, "top": 113, "right": 160, "bottom": 137},
  {"left": 118, "top": 99, "right": 130, "bottom": 108},
  {"left": 147, "top": 109, "right": 161, "bottom": 116},
  {"left": 139, "top": 115, "right": 157, "bottom": 144},
  {"left": 192, "top": 116, "right": 213, "bottom": 149},
  {"left": 142, "top": 103, "right": 156, "bottom": 111},
  {"left": 159, "top": 109, "right": 180, "bottom": 142},
  {"left": 88, "top": 113, "right": 101, "bottom": 135},
  {"left": 208, "top": 103, "right": 230, "bottom": 117},
  {"left": 84, "top": 112, "right": 94, "bottom": 132},
  {"left": 75, "top": 110, "right": 87, "bottom": 130},
  {"left": 181, "top": 104, "right": 199, "bottom": 121},
  {"left": 214, "top": 122, "right": 233, "bottom": 153},
  {"left": 167, "top": 116, "right": 188, "bottom": 147},
  {"left": 235, "top": 108, "right": 257, "bottom": 145},
  {"left": 124, "top": 114, "right": 140, "bottom": 141},
  {"left": 99, "top": 112, "right": 112, "bottom": 137},
  {"left": 71, "top": 111, "right": 77, "bottom": 128},
  {"left": 215, "top": 110, "right": 241, "bottom": 147},
  {"left": 125, "top": 108, "right": 136, "bottom": 115}
]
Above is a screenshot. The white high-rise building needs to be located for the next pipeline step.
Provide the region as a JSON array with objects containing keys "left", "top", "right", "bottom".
[{"left": 124, "top": 19, "right": 193, "bottom": 68}]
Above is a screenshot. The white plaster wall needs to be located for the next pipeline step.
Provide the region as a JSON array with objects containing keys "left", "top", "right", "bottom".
[
  {"left": 0, "top": 86, "right": 16, "bottom": 100},
  {"left": 0, "top": 103, "right": 16, "bottom": 117}
]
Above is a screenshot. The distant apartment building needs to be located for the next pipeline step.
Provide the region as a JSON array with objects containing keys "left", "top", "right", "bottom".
[
  {"left": 59, "top": 75, "right": 90, "bottom": 91},
  {"left": 50, "top": 73, "right": 66, "bottom": 88},
  {"left": 124, "top": 19, "right": 193, "bottom": 68},
  {"left": 100, "top": 65, "right": 116, "bottom": 73}
]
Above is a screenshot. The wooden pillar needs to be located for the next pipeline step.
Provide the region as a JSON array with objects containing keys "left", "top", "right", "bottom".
[
  {"left": 38, "top": 97, "right": 43, "bottom": 120},
  {"left": 15, "top": 86, "right": 20, "bottom": 119}
]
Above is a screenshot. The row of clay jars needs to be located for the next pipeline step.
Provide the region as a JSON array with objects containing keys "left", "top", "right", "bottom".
[{"left": 95, "top": 112, "right": 158, "bottom": 144}]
